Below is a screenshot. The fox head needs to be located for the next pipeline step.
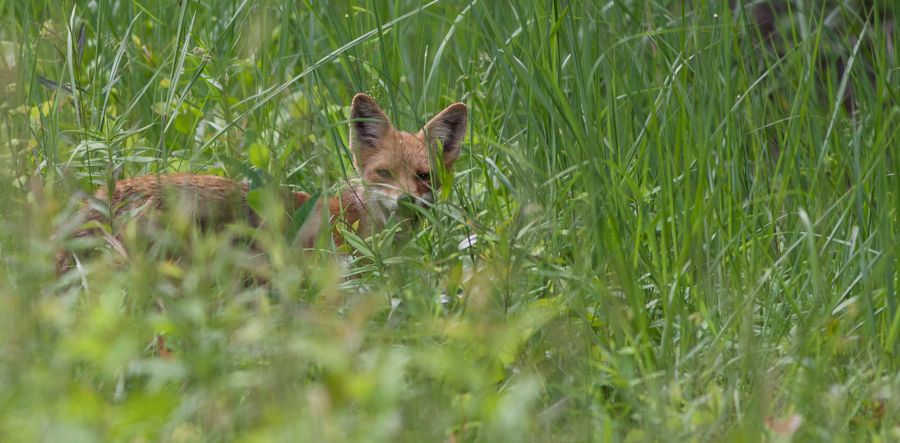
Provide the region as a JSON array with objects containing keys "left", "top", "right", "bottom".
[{"left": 349, "top": 93, "right": 468, "bottom": 217}]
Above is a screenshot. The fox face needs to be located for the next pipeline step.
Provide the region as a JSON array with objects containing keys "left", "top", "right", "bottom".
[{"left": 349, "top": 93, "right": 468, "bottom": 221}]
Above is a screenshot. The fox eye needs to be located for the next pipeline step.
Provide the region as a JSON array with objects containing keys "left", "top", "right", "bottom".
[
  {"left": 375, "top": 169, "right": 392, "bottom": 179},
  {"left": 416, "top": 171, "right": 431, "bottom": 181}
]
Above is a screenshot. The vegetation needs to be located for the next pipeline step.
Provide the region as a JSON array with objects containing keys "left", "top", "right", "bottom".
[{"left": 0, "top": 1, "right": 897, "bottom": 441}]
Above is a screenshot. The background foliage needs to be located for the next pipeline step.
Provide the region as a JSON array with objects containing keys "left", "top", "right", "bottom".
[{"left": 0, "top": 0, "right": 898, "bottom": 441}]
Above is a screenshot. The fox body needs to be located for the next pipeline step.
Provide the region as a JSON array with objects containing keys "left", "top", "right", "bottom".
[{"left": 58, "top": 94, "right": 467, "bottom": 270}]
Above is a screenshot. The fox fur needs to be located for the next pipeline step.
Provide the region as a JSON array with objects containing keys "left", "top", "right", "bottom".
[{"left": 56, "top": 93, "right": 468, "bottom": 272}]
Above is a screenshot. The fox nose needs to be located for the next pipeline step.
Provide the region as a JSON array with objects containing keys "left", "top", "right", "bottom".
[
  {"left": 397, "top": 194, "right": 425, "bottom": 222},
  {"left": 397, "top": 194, "right": 415, "bottom": 208}
]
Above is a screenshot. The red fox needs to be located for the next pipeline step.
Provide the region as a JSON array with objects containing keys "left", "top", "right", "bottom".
[{"left": 57, "top": 93, "right": 468, "bottom": 272}]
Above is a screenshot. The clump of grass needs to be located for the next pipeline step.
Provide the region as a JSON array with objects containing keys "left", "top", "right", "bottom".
[{"left": 0, "top": 1, "right": 897, "bottom": 441}]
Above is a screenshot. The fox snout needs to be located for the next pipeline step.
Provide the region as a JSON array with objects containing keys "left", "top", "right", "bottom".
[{"left": 365, "top": 186, "right": 432, "bottom": 225}]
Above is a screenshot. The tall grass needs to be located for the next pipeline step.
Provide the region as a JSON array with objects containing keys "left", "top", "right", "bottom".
[{"left": 0, "top": 0, "right": 897, "bottom": 441}]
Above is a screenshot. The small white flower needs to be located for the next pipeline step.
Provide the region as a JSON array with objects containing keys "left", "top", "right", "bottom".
[{"left": 458, "top": 233, "right": 478, "bottom": 251}]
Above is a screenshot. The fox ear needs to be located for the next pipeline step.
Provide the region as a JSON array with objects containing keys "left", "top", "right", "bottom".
[
  {"left": 424, "top": 102, "right": 468, "bottom": 164},
  {"left": 350, "top": 93, "right": 391, "bottom": 151}
]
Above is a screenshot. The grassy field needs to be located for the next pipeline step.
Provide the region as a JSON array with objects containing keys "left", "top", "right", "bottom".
[{"left": 1, "top": 0, "right": 898, "bottom": 441}]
